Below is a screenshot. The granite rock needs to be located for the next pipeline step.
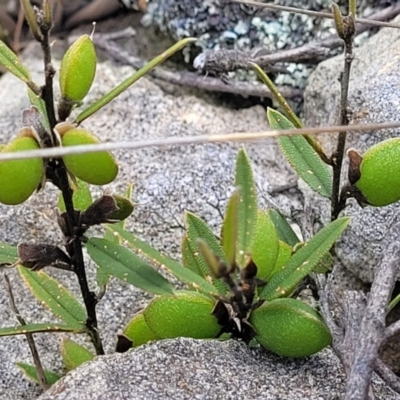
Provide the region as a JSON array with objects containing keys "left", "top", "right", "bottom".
[
  {"left": 304, "top": 15, "right": 400, "bottom": 283},
  {"left": 37, "top": 338, "right": 399, "bottom": 400}
]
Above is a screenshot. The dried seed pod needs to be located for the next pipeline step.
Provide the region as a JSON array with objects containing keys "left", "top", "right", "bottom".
[
  {"left": 80, "top": 195, "right": 118, "bottom": 226},
  {"left": 59, "top": 34, "right": 96, "bottom": 102},
  {"left": 250, "top": 298, "right": 331, "bottom": 358},
  {"left": 0, "top": 136, "right": 43, "bottom": 205},
  {"left": 61, "top": 129, "right": 118, "bottom": 185},
  {"left": 349, "top": 139, "right": 400, "bottom": 207},
  {"left": 18, "top": 243, "right": 72, "bottom": 272},
  {"left": 143, "top": 290, "right": 221, "bottom": 339}
]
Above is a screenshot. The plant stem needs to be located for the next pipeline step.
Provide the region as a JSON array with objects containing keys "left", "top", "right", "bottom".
[
  {"left": 331, "top": 14, "right": 355, "bottom": 220},
  {"left": 39, "top": 26, "right": 56, "bottom": 133},
  {"left": 55, "top": 164, "right": 104, "bottom": 355},
  {"left": 37, "top": 16, "right": 104, "bottom": 355}
]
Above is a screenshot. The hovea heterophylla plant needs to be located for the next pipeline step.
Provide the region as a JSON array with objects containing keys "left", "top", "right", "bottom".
[
  {"left": 98, "top": 149, "right": 349, "bottom": 357},
  {"left": 1, "top": 0, "right": 390, "bottom": 392},
  {"left": 0, "top": 0, "right": 196, "bottom": 387}
]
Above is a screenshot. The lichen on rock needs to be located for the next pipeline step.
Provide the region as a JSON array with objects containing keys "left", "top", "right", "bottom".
[{"left": 142, "top": 0, "right": 394, "bottom": 88}]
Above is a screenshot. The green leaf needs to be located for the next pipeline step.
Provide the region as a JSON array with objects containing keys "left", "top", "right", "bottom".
[
  {"left": 252, "top": 64, "right": 329, "bottom": 165},
  {"left": 260, "top": 217, "right": 350, "bottom": 300},
  {"left": 0, "top": 40, "right": 31, "bottom": 82},
  {"left": 185, "top": 212, "right": 230, "bottom": 295},
  {"left": 123, "top": 312, "right": 160, "bottom": 348},
  {"left": 95, "top": 266, "right": 110, "bottom": 289},
  {"left": 61, "top": 338, "right": 94, "bottom": 371},
  {"left": 221, "top": 190, "right": 239, "bottom": 267},
  {"left": 75, "top": 38, "right": 196, "bottom": 124},
  {"left": 27, "top": 89, "right": 50, "bottom": 132},
  {"left": 181, "top": 235, "right": 202, "bottom": 275},
  {"left": 58, "top": 179, "right": 93, "bottom": 212},
  {"left": 235, "top": 149, "right": 258, "bottom": 267},
  {"left": 268, "top": 209, "right": 300, "bottom": 247},
  {"left": 0, "top": 324, "right": 85, "bottom": 336},
  {"left": 17, "top": 363, "right": 61, "bottom": 385},
  {"left": 270, "top": 241, "right": 292, "bottom": 277},
  {"left": 107, "top": 225, "right": 219, "bottom": 296},
  {"left": 267, "top": 108, "right": 332, "bottom": 198},
  {"left": 314, "top": 252, "right": 334, "bottom": 274},
  {"left": 0, "top": 242, "right": 18, "bottom": 264},
  {"left": 251, "top": 210, "right": 280, "bottom": 281},
  {"left": 86, "top": 238, "right": 174, "bottom": 296},
  {"left": 197, "top": 239, "right": 223, "bottom": 278},
  {"left": 18, "top": 266, "right": 87, "bottom": 329}
]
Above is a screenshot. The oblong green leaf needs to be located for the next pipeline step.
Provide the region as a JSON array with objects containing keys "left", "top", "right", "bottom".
[
  {"left": 260, "top": 217, "right": 350, "bottom": 300},
  {"left": 235, "top": 149, "right": 258, "bottom": 267},
  {"left": 267, "top": 108, "right": 332, "bottom": 198},
  {"left": 17, "top": 363, "right": 61, "bottom": 385},
  {"left": 185, "top": 212, "right": 229, "bottom": 295},
  {"left": 123, "top": 312, "right": 160, "bottom": 348},
  {"left": 181, "top": 235, "right": 202, "bottom": 275},
  {"left": 270, "top": 241, "right": 292, "bottom": 277},
  {"left": 0, "top": 323, "right": 85, "bottom": 336},
  {"left": 18, "top": 266, "right": 86, "bottom": 329},
  {"left": 268, "top": 209, "right": 300, "bottom": 247},
  {"left": 61, "top": 338, "right": 94, "bottom": 371},
  {"left": 86, "top": 238, "right": 174, "bottom": 296},
  {"left": 108, "top": 225, "right": 218, "bottom": 296},
  {"left": 251, "top": 210, "right": 280, "bottom": 281},
  {"left": 0, "top": 40, "right": 31, "bottom": 82},
  {"left": 0, "top": 242, "right": 18, "bottom": 264},
  {"left": 221, "top": 190, "right": 239, "bottom": 267},
  {"left": 250, "top": 298, "right": 331, "bottom": 357}
]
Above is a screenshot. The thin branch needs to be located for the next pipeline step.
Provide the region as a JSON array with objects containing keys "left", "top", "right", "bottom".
[
  {"left": 94, "top": 34, "right": 302, "bottom": 99},
  {"left": 228, "top": 0, "right": 400, "bottom": 29},
  {"left": 314, "top": 273, "right": 342, "bottom": 339},
  {"left": 331, "top": 11, "right": 356, "bottom": 220},
  {"left": 195, "top": 3, "right": 400, "bottom": 73},
  {"left": 375, "top": 358, "right": 400, "bottom": 395},
  {"left": 0, "top": 121, "right": 399, "bottom": 161},
  {"left": 384, "top": 318, "right": 400, "bottom": 342},
  {"left": 345, "top": 223, "right": 400, "bottom": 399},
  {"left": 4, "top": 274, "right": 49, "bottom": 391}
]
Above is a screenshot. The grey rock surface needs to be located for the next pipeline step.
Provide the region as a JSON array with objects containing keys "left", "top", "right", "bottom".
[
  {"left": 304, "top": 15, "right": 400, "bottom": 283},
  {"left": 0, "top": 42, "right": 298, "bottom": 399},
  {"left": 37, "top": 338, "right": 398, "bottom": 400}
]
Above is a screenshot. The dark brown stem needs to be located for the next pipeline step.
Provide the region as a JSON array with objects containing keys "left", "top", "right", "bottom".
[
  {"left": 54, "top": 163, "right": 104, "bottom": 356},
  {"left": 37, "top": 16, "right": 104, "bottom": 355},
  {"left": 39, "top": 28, "right": 57, "bottom": 131},
  {"left": 331, "top": 15, "right": 355, "bottom": 220}
]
